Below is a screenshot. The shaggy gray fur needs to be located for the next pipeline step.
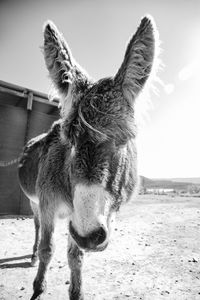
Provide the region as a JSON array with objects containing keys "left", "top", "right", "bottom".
[{"left": 18, "top": 15, "right": 158, "bottom": 300}]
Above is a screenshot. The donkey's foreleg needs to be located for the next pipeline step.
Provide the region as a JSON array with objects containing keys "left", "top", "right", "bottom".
[
  {"left": 67, "top": 234, "right": 84, "bottom": 300},
  {"left": 30, "top": 205, "right": 55, "bottom": 300},
  {"left": 31, "top": 214, "right": 40, "bottom": 266},
  {"left": 30, "top": 202, "right": 40, "bottom": 267}
]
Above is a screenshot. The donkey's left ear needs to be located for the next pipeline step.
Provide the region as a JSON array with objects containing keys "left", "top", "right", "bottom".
[
  {"left": 43, "top": 21, "right": 89, "bottom": 97},
  {"left": 114, "top": 16, "right": 158, "bottom": 102}
]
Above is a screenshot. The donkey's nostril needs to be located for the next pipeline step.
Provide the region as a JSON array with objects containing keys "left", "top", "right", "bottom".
[
  {"left": 90, "top": 226, "right": 107, "bottom": 246},
  {"left": 69, "top": 221, "right": 107, "bottom": 250}
]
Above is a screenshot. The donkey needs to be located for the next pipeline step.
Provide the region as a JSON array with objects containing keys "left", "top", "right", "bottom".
[{"left": 18, "top": 15, "right": 158, "bottom": 300}]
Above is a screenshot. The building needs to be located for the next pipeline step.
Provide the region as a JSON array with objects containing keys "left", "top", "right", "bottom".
[{"left": 0, "top": 81, "right": 59, "bottom": 215}]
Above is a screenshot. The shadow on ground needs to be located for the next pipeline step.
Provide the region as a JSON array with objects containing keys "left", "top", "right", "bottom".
[{"left": 0, "top": 254, "right": 32, "bottom": 269}]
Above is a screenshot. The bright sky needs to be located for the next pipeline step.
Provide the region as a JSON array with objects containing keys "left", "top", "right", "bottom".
[{"left": 0, "top": 0, "right": 200, "bottom": 178}]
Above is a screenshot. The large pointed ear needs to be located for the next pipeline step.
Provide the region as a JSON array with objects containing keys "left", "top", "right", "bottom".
[
  {"left": 114, "top": 16, "right": 158, "bottom": 102},
  {"left": 43, "top": 21, "right": 90, "bottom": 97}
]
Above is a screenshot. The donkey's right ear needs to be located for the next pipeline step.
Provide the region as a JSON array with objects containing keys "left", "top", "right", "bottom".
[{"left": 43, "top": 21, "right": 89, "bottom": 97}]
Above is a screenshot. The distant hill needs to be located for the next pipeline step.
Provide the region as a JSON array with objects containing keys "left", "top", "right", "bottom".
[
  {"left": 170, "top": 178, "right": 200, "bottom": 184},
  {"left": 140, "top": 176, "right": 200, "bottom": 190}
]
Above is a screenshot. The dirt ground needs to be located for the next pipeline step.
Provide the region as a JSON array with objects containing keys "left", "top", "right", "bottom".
[{"left": 0, "top": 194, "right": 200, "bottom": 300}]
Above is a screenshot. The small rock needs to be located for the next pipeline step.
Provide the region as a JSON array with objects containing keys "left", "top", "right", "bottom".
[
  {"left": 59, "top": 265, "right": 64, "bottom": 269},
  {"left": 20, "top": 287, "right": 25, "bottom": 290},
  {"left": 188, "top": 258, "right": 198, "bottom": 263},
  {"left": 65, "top": 280, "right": 70, "bottom": 285},
  {"left": 161, "top": 290, "right": 170, "bottom": 295}
]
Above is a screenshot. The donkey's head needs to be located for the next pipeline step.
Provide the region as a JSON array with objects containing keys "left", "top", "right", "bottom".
[{"left": 43, "top": 16, "right": 158, "bottom": 251}]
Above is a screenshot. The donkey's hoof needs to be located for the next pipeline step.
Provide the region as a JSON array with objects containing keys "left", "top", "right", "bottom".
[
  {"left": 69, "top": 296, "right": 84, "bottom": 300},
  {"left": 69, "top": 289, "right": 84, "bottom": 300},
  {"left": 30, "top": 288, "right": 45, "bottom": 300},
  {"left": 30, "top": 291, "right": 43, "bottom": 300},
  {"left": 30, "top": 255, "right": 38, "bottom": 267},
  {"left": 31, "top": 279, "right": 46, "bottom": 300}
]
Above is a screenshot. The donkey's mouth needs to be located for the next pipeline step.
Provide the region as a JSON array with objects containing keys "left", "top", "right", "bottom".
[{"left": 69, "top": 221, "right": 108, "bottom": 252}]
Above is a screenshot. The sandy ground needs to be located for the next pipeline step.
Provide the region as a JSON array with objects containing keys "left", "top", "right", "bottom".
[{"left": 0, "top": 194, "right": 200, "bottom": 300}]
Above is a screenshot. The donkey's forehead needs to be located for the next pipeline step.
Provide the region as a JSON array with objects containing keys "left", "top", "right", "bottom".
[
  {"left": 75, "top": 77, "right": 118, "bottom": 100},
  {"left": 90, "top": 78, "right": 115, "bottom": 93},
  {"left": 70, "top": 77, "right": 125, "bottom": 119},
  {"left": 61, "top": 75, "right": 136, "bottom": 146},
  {"left": 81, "top": 79, "right": 130, "bottom": 115}
]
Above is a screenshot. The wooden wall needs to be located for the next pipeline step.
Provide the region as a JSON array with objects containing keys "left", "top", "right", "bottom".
[{"left": 0, "top": 88, "right": 59, "bottom": 215}]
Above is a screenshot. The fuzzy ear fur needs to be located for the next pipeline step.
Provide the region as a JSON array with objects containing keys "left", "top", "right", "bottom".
[
  {"left": 114, "top": 16, "right": 158, "bottom": 102},
  {"left": 43, "top": 21, "right": 75, "bottom": 96},
  {"left": 43, "top": 21, "right": 90, "bottom": 100}
]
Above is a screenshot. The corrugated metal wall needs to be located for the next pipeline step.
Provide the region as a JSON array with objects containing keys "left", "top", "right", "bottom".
[{"left": 0, "top": 82, "right": 59, "bottom": 215}]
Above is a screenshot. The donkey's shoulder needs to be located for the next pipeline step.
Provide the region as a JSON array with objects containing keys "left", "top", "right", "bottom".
[{"left": 23, "top": 119, "right": 62, "bottom": 156}]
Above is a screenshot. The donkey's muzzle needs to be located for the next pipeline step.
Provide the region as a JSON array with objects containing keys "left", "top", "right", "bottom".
[{"left": 69, "top": 221, "right": 108, "bottom": 251}]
